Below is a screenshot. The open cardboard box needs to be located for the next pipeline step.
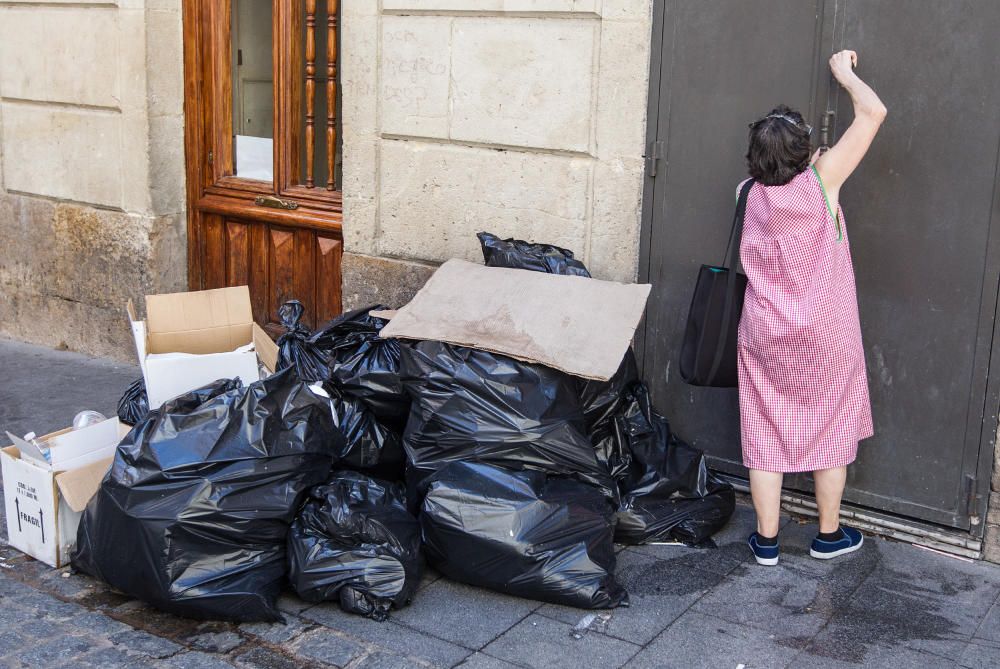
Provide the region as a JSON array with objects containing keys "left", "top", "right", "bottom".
[
  {"left": 128, "top": 286, "right": 279, "bottom": 409},
  {"left": 1, "top": 418, "right": 129, "bottom": 568}
]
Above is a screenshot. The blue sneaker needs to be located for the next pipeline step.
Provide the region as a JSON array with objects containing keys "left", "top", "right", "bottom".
[
  {"left": 810, "top": 527, "right": 864, "bottom": 560},
  {"left": 748, "top": 532, "right": 780, "bottom": 566}
]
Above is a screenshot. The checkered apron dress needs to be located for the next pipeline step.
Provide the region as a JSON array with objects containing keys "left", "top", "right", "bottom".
[{"left": 737, "top": 167, "right": 874, "bottom": 473}]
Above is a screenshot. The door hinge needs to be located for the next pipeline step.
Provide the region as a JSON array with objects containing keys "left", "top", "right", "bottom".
[
  {"left": 207, "top": 150, "right": 214, "bottom": 166},
  {"left": 964, "top": 474, "right": 980, "bottom": 521},
  {"left": 647, "top": 140, "right": 664, "bottom": 178}
]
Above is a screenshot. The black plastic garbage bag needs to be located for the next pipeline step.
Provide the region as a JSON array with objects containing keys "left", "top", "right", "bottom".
[
  {"left": 578, "top": 350, "right": 640, "bottom": 483},
  {"left": 310, "top": 306, "right": 409, "bottom": 429},
  {"left": 72, "top": 369, "right": 341, "bottom": 622},
  {"left": 477, "top": 231, "right": 592, "bottom": 277},
  {"left": 287, "top": 471, "right": 422, "bottom": 620},
  {"left": 421, "top": 462, "right": 627, "bottom": 609},
  {"left": 116, "top": 376, "right": 150, "bottom": 426},
  {"left": 277, "top": 300, "right": 330, "bottom": 382},
  {"left": 325, "top": 383, "right": 406, "bottom": 481},
  {"left": 615, "top": 385, "right": 735, "bottom": 546},
  {"left": 400, "top": 340, "right": 616, "bottom": 500}
]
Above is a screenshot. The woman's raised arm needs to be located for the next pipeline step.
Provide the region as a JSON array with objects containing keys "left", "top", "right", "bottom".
[{"left": 814, "top": 51, "right": 888, "bottom": 197}]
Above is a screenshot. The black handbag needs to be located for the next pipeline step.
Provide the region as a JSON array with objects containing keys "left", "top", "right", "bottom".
[{"left": 679, "top": 178, "right": 755, "bottom": 388}]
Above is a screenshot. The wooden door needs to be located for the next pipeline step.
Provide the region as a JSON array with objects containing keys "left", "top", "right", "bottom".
[
  {"left": 183, "top": 0, "right": 343, "bottom": 335},
  {"left": 639, "top": 0, "right": 1000, "bottom": 531}
]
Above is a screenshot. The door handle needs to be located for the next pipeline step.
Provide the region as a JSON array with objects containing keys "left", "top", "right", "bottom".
[
  {"left": 254, "top": 195, "right": 299, "bottom": 210},
  {"left": 818, "top": 110, "right": 836, "bottom": 152}
]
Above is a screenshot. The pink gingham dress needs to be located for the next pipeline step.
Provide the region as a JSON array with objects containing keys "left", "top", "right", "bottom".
[{"left": 737, "top": 167, "right": 873, "bottom": 473}]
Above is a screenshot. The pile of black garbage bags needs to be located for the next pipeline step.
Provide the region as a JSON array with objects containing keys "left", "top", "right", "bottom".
[{"left": 75, "top": 232, "right": 734, "bottom": 623}]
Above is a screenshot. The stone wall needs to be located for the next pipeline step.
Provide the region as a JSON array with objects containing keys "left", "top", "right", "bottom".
[
  {"left": 0, "top": 0, "right": 186, "bottom": 361},
  {"left": 339, "top": 0, "right": 654, "bottom": 309}
]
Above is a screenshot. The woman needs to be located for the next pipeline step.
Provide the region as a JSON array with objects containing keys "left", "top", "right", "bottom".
[{"left": 740, "top": 50, "right": 887, "bottom": 565}]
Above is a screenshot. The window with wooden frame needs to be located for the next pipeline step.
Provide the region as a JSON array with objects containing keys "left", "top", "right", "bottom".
[{"left": 183, "top": 0, "right": 344, "bottom": 333}]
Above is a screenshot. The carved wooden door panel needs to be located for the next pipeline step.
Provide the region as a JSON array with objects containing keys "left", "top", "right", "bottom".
[{"left": 183, "top": 0, "right": 343, "bottom": 334}]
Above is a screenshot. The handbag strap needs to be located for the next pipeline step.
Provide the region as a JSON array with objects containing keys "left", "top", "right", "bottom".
[{"left": 706, "top": 178, "right": 755, "bottom": 385}]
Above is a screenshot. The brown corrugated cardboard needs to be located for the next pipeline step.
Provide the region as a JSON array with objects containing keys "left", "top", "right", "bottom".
[
  {"left": 378, "top": 259, "right": 651, "bottom": 381},
  {"left": 128, "top": 286, "right": 280, "bottom": 408}
]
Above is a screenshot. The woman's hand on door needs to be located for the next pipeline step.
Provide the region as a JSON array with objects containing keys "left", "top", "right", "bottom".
[
  {"left": 814, "top": 50, "right": 888, "bottom": 196},
  {"left": 829, "top": 50, "right": 859, "bottom": 85}
]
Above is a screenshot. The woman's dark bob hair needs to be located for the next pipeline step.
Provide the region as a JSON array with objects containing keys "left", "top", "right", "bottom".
[{"left": 746, "top": 105, "right": 812, "bottom": 186}]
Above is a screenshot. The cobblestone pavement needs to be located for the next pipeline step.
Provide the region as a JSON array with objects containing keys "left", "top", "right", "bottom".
[{"left": 2, "top": 339, "right": 1000, "bottom": 669}]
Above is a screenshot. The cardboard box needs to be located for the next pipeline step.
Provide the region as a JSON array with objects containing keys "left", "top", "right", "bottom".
[
  {"left": 1, "top": 418, "right": 127, "bottom": 568},
  {"left": 128, "top": 286, "right": 279, "bottom": 409}
]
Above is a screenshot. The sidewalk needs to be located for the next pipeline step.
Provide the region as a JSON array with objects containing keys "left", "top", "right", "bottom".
[{"left": 1, "top": 337, "right": 999, "bottom": 669}]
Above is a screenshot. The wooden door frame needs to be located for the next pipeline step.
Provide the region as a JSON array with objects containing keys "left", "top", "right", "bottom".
[{"left": 182, "top": 0, "right": 343, "bottom": 292}]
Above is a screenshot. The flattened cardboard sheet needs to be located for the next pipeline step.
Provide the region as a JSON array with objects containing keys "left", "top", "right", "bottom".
[{"left": 378, "top": 259, "right": 651, "bottom": 381}]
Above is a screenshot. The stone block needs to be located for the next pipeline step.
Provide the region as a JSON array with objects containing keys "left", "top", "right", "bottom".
[
  {"left": 587, "top": 156, "right": 644, "bottom": 281},
  {"left": 450, "top": 17, "right": 597, "bottom": 152},
  {"left": 146, "top": 7, "right": 185, "bottom": 118},
  {"left": 987, "top": 492, "right": 1000, "bottom": 527},
  {"left": 382, "top": 0, "right": 601, "bottom": 13},
  {"left": 593, "top": 18, "right": 651, "bottom": 159},
  {"left": 381, "top": 16, "right": 452, "bottom": 138},
  {"left": 0, "top": 193, "right": 153, "bottom": 361},
  {"left": 342, "top": 14, "right": 381, "bottom": 137},
  {"left": 377, "top": 139, "right": 592, "bottom": 263},
  {"left": 992, "top": 434, "right": 1000, "bottom": 491},
  {"left": 148, "top": 114, "right": 187, "bottom": 215},
  {"left": 149, "top": 213, "right": 189, "bottom": 295},
  {"left": 1, "top": 103, "right": 124, "bottom": 208},
  {"left": 341, "top": 252, "right": 436, "bottom": 311},
  {"left": 0, "top": 6, "right": 120, "bottom": 108}
]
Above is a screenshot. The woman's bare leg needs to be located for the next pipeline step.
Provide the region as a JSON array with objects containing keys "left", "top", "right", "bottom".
[
  {"left": 813, "top": 466, "right": 848, "bottom": 533},
  {"left": 749, "top": 469, "right": 784, "bottom": 537}
]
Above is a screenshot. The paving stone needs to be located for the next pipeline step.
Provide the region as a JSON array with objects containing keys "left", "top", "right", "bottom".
[
  {"left": 418, "top": 564, "right": 443, "bottom": 591},
  {"left": 974, "top": 598, "right": 1000, "bottom": 643},
  {"left": 390, "top": 577, "right": 538, "bottom": 649},
  {"left": 454, "top": 652, "right": 523, "bottom": 669},
  {"left": 232, "top": 646, "right": 315, "bottom": 669},
  {"left": 291, "top": 627, "right": 366, "bottom": 667},
  {"left": 59, "top": 645, "right": 148, "bottom": 669},
  {"left": 276, "top": 591, "right": 314, "bottom": 615},
  {"left": 623, "top": 611, "right": 802, "bottom": 669},
  {"left": 0, "top": 628, "right": 30, "bottom": 655},
  {"left": 959, "top": 639, "right": 1000, "bottom": 669},
  {"left": 190, "top": 630, "right": 245, "bottom": 652},
  {"left": 356, "top": 651, "right": 438, "bottom": 669},
  {"left": 482, "top": 613, "right": 640, "bottom": 669},
  {"left": 68, "top": 610, "right": 133, "bottom": 636},
  {"left": 809, "top": 542, "right": 1000, "bottom": 663},
  {"left": 690, "top": 541, "right": 880, "bottom": 645},
  {"left": 791, "top": 642, "right": 955, "bottom": 669},
  {"left": 7, "top": 631, "right": 98, "bottom": 666},
  {"left": 303, "top": 603, "right": 472, "bottom": 667},
  {"left": 240, "top": 615, "right": 312, "bottom": 644},
  {"left": 538, "top": 549, "right": 720, "bottom": 646},
  {"left": 160, "top": 650, "right": 239, "bottom": 669},
  {"left": 109, "top": 629, "right": 184, "bottom": 659}
]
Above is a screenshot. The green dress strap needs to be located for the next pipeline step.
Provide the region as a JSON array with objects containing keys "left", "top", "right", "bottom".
[{"left": 811, "top": 165, "right": 843, "bottom": 241}]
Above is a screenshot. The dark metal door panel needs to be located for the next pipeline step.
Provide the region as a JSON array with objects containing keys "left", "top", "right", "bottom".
[
  {"left": 640, "top": 1, "right": 830, "bottom": 469},
  {"left": 823, "top": 0, "right": 1000, "bottom": 529},
  {"left": 640, "top": 0, "right": 1000, "bottom": 531}
]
